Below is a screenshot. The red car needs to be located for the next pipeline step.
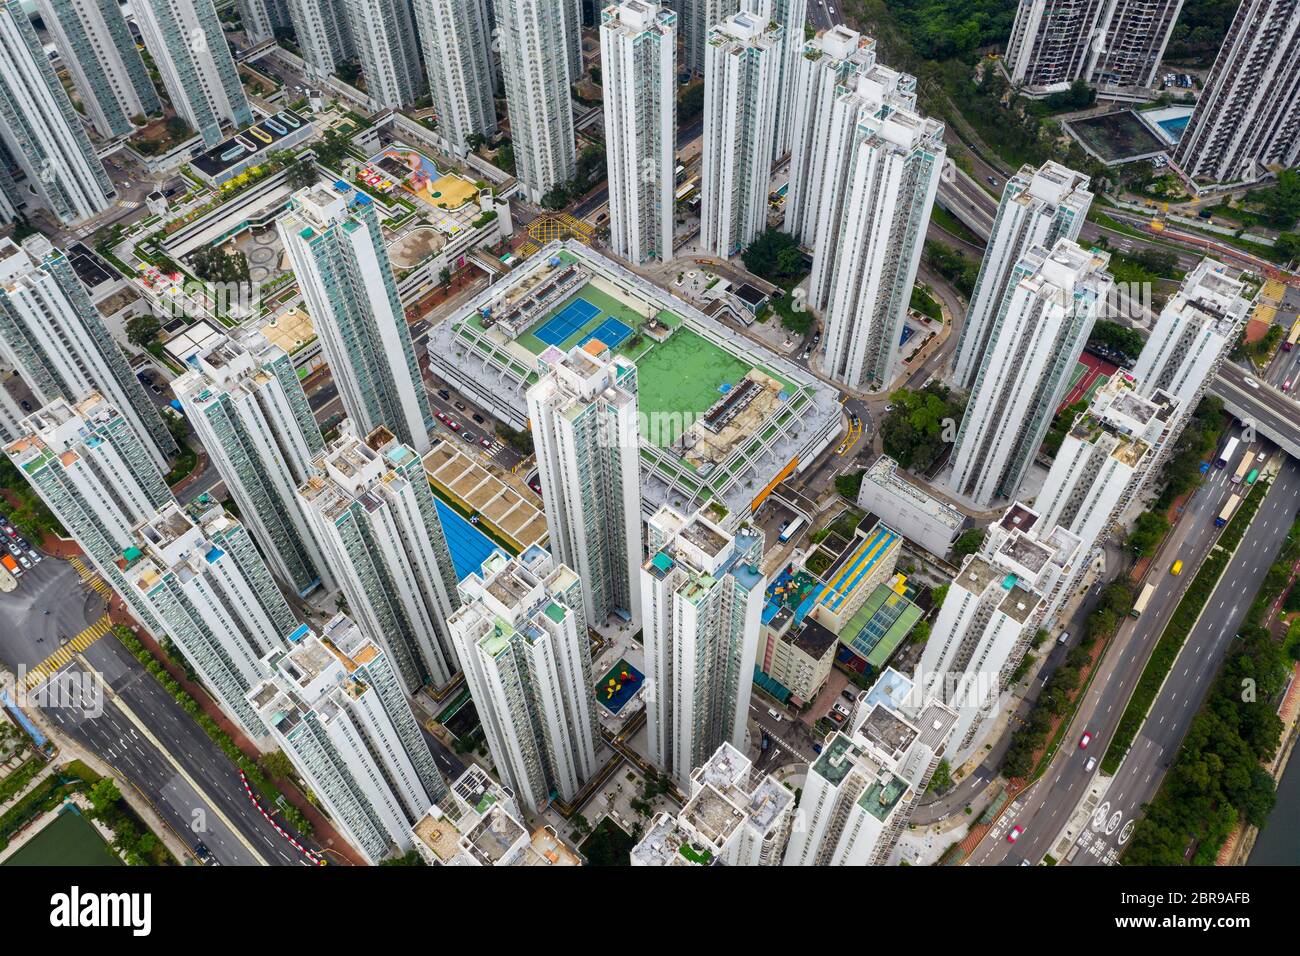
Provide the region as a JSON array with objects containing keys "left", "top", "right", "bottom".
[
  {"left": 448, "top": 421, "right": 461, "bottom": 431},
  {"left": 479, "top": 437, "right": 492, "bottom": 448},
  {"left": 1078, "top": 731, "right": 1093, "bottom": 750},
  {"left": 1006, "top": 825, "right": 1023, "bottom": 843}
]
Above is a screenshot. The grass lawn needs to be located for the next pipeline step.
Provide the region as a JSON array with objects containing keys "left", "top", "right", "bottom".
[
  {"left": 3, "top": 809, "right": 121, "bottom": 867},
  {"left": 633, "top": 327, "right": 752, "bottom": 446}
]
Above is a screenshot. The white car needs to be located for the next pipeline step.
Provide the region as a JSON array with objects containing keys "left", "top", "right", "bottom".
[
  {"left": 1244, "top": 376, "right": 1260, "bottom": 390},
  {"left": 767, "top": 708, "right": 783, "bottom": 722}
]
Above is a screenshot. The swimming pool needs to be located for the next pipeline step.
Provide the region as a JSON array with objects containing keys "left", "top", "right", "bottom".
[{"left": 1157, "top": 115, "right": 1189, "bottom": 140}]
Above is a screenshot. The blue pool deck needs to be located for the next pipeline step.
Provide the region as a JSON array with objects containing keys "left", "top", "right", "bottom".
[{"left": 435, "top": 497, "right": 503, "bottom": 581}]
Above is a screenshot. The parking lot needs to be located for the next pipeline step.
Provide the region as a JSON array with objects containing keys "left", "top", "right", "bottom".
[{"left": 0, "top": 515, "right": 46, "bottom": 588}]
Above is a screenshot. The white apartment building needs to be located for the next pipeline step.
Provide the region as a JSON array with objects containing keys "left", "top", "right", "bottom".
[
  {"left": 173, "top": 331, "right": 329, "bottom": 598},
  {"left": 702, "top": 10, "right": 780, "bottom": 257},
  {"left": 412, "top": 764, "right": 585, "bottom": 866},
  {"left": 785, "top": 26, "right": 877, "bottom": 247},
  {"left": 249, "top": 613, "right": 448, "bottom": 865},
  {"left": 949, "top": 239, "right": 1112, "bottom": 508},
  {"left": 285, "top": 0, "right": 354, "bottom": 80},
  {"left": 0, "top": 236, "right": 177, "bottom": 470},
  {"left": 785, "top": 667, "right": 957, "bottom": 865},
  {"left": 124, "top": 499, "right": 297, "bottom": 742},
  {"left": 299, "top": 423, "right": 461, "bottom": 692},
  {"left": 641, "top": 506, "right": 766, "bottom": 792},
  {"left": 631, "top": 741, "right": 794, "bottom": 865},
  {"left": 1173, "top": 0, "right": 1300, "bottom": 185},
  {"left": 132, "top": 0, "right": 253, "bottom": 147},
  {"left": 600, "top": 1, "right": 677, "bottom": 265},
  {"left": 741, "top": 0, "right": 807, "bottom": 160},
  {"left": 346, "top": 0, "right": 425, "bottom": 109},
  {"left": 412, "top": 0, "right": 497, "bottom": 157},
  {"left": 5, "top": 395, "right": 173, "bottom": 633},
  {"left": 1131, "top": 258, "right": 1251, "bottom": 418},
  {"left": 952, "top": 161, "right": 1093, "bottom": 391},
  {"left": 1035, "top": 375, "right": 1180, "bottom": 549},
  {"left": 497, "top": 0, "right": 577, "bottom": 202},
  {"left": 235, "top": 0, "right": 287, "bottom": 45},
  {"left": 526, "top": 342, "right": 642, "bottom": 630},
  {"left": 1005, "top": 0, "right": 1184, "bottom": 93},
  {"left": 36, "top": 0, "right": 161, "bottom": 139},
  {"left": 279, "top": 184, "right": 433, "bottom": 453},
  {"left": 981, "top": 501, "right": 1085, "bottom": 637},
  {"left": 563, "top": 0, "right": 584, "bottom": 81},
  {"left": 815, "top": 92, "right": 945, "bottom": 391},
  {"left": 0, "top": 1, "right": 116, "bottom": 225},
  {"left": 447, "top": 548, "right": 598, "bottom": 815},
  {"left": 699, "top": 10, "right": 782, "bottom": 258},
  {"left": 680, "top": 0, "right": 738, "bottom": 75},
  {"left": 914, "top": 556, "right": 1042, "bottom": 756}
]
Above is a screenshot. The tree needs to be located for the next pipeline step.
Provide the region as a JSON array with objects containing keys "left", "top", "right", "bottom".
[
  {"left": 926, "top": 759, "right": 953, "bottom": 794},
  {"left": 285, "top": 157, "right": 318, "bottom": 190},
  {"left": 952, "top": 528, "right": 985, "bottom": 556},
  {"left": 835, "top": 470, "right": 864, "bottom": 500},
  {"left": 879, "top": 382, "right": 964, "bottom": 472},
  {"left": 126, "top": 314, "right": 161, "bottom": 348},
  {"left": 741, "top": 229, "right": 807, "bottom": 286},
  {"left": 1250, "top": 168, "right": 1300, "bottom": 228},
  {"left": 1088, "top": 319, "right": 1148, "bottom": 362},
  {"left": 89, "top": 778, "right": 122, "bottom": 814},
  {"left": 541, "top": 183, "right": 570, "bottom": 210},
  {"left": 260, "top": 750, "right": 296, "bottom": 781},
  {"left": 1127, "top": 510, "right": 1171, "bottom": 556},
  {"left": 313, "top": 127, "right": 352, "bottom": 169},
  {"left": 678, "top": 82, "right": 704, "bottom": 123}
]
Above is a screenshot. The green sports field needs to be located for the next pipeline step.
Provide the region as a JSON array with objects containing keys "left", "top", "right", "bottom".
[{"left": 634, "top": 328, "right": 753, "bottom": 446}]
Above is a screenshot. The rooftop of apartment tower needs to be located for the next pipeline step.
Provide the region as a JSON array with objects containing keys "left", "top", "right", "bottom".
[
  {"left": 680, "top": 784, "right": 746, "bottom": 849},
  {"left": 860, "top": 702, "right": 919, "bottom": 760},
  {"left": 680, "top": 516, "right": 730, "bottom": 558}
]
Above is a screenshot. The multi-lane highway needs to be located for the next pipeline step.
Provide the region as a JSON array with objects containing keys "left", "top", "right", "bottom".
[
  {"left": 970, "top": 441, "right": 1300, "bottom": 865},
  {"left": 1214, "top": 362, "right": 1300, "bottom": 459}
]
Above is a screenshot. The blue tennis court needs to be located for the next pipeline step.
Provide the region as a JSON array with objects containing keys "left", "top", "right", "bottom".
[
  {"left": 435, "top": 497, "right": 501, "bottom": 580},
  {"left": 534, "top": 298, "right": 601, "bottom": 346},
  {"left": 579, "top": 317, "right": 632, "bottom": 350}
]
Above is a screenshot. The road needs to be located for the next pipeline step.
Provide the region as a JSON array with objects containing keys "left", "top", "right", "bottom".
[
  {"left": 968, "top": 441, "right": 1298, "bottom": 865},
  {"left": 808, "top": 0, "right": 844, "bottom": 30},
  {"left": 1071, "top": 456, "right": 1300, "bottom": 866},
  {"left": 1213, "top": 362, "right": 1300, "bottom": 459},
  {"left": 0, "top": 554, "right": 321, "bottom": 866},
  {"left": 749, "top": 698, "right": 820, "bottom": 774}
]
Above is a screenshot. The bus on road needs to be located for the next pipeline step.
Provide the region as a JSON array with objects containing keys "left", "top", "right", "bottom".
[
  {"left": 1216, "top": 436, "right": 1239, "bottom": 469},
  {"left": 1131, "top": 582, "right": 1157, "bottom": 618},
  {"left": 1215, "top": 494, "right": 1242, "bottom": 527},
  {"left": 1232, "top": 450, "right": 1255, "bottom": 484}
]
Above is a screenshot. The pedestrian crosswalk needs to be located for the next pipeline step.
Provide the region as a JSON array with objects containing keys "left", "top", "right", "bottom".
[
  {"left": 24, "top": 615, "right": 112, "bottom": 689},
  {"left": 68, "top": 556, "right": 113, "bottom": 597}
]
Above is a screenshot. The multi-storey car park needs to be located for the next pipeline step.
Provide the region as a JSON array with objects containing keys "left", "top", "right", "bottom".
[{"left": 427, "top": 240, "right": 840, "bottom": 521}]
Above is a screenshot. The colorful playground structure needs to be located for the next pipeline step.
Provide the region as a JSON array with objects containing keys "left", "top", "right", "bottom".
[{"left": 595, "top": 659, "right": 645, "bottom": 715}]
